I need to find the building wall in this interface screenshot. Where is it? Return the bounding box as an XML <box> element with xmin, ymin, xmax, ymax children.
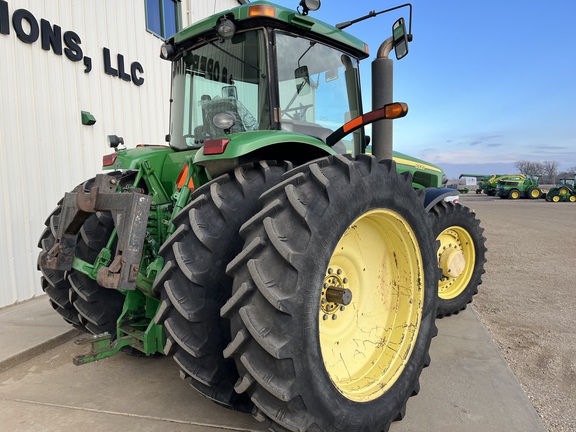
<box><xmin>0</xmin><ymin>0</ymin><xmax>238</xmax><ymax>308</ymax></box>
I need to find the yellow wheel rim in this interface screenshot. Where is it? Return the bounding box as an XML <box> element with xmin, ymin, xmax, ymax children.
<box><xmin>437</xmin><ymin>226</ymin><xmax>475</xmax><ymax>300</ymax></box>
<box><xmin>511</xmin><ymin>191</ymin><xmax>519</xmax><ymax>199</ymax></box>
<box><xmin>319</xmin><ymin>209</ymin><xmax>424</xmax><ymax>402</ymax></box>
<box><xmin>559</xmin><ymin>188</ymin><xmax>569</xmax><ymax>195</ymax></box>
<box><xmin>531</xmin><ymin>189</ymin><xmax>540</xmax><ymax>198</ymax></box>
<box><xmin>570</xmin><ymin>196</ymin><xmax>576</xmax><ymax>202</ymax></box>
<box><xmin>552</xmin><ymin>195</ymin><xmax>560</xmax><ymax>202</ymax></box>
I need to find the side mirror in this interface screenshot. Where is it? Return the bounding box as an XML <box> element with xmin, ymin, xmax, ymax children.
<box><xmin>294</xmin><ymin>65</ymin><xmax>311</xmax><ymax>95</ymax></box>
<box><xmin>392</xmin><ymin>17</ymin><xmax>409</xmax><ymax>60</ymax></box>
<box><xmin>325</xmin><ymin>68</ymin><xmax>338</xmax><ymax>82</ymax></box>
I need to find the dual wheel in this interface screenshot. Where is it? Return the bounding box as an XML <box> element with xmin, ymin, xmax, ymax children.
<box><xmin>158</xmin><ymin>155</ymin><xmax>438</xmax><ymax>431</ymax></box>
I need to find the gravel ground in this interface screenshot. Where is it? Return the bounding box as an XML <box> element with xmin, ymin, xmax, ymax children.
<box><xmin>458</xmin><ymin>194</ymin><xmax>576</xmax><ymax>432</ymax></box>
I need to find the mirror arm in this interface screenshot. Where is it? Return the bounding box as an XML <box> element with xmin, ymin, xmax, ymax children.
<box><xmin>335</xmin><ymin>3</ymin><xmax>413</xmax><ymax>38</ymax></box>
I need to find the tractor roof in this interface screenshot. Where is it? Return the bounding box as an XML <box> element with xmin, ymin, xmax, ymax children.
<box><xmin>171</xmin><ymin>1</ymin><xmax>369</xmax><ymax>60</ymax></box>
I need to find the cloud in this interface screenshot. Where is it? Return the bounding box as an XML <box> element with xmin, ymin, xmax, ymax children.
<box><xmin>466</xmin><ymin>134</ymin><xmax>504</xmax><ymax>147</ymax></box>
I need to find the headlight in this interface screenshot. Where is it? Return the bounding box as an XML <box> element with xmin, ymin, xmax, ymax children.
<box><xmin>213</xmin><ymin>112</ymin><xmax>236</xmax><ymax>132</ymax></box>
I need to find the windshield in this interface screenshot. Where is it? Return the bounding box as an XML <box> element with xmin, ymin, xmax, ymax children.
<box><xmin>275</xmin><ymin>31</ymin><xmax>363</xmax><ymax>152</ymax></box>
<box><xmin>169</xmin><ymin>30</ymin><xmax>269</xmax><ymax>150</ymax></box>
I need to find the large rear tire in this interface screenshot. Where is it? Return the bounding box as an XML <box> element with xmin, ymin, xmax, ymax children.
<box><xmin>153</xmin><ymin>161</ymin><xmax>291</xmax><ymax>412</ymax></box>
<box><xmin>38</xmin><ymin>206</ymin><xmax>85</xmax><ymax>330</ymax></box>
<box><xmin>222</xmin><ymin>155</ymin><xmax>438</xmax><ymax>431</ymax></box>
<box><xmin>431</xmin><ymin>202</ymin><xmax>487</xmax><ymax>318</ymax></box>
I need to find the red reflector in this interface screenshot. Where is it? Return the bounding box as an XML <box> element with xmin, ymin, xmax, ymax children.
<box><xmin>103</xmin><ymin>153</ymin><xmax>118</xmax><ymax>167</ymax></box>
<box><xmin>204</xmin><ymin>139</ymin><xmax>230</xmax><ymax>155</ymax></box>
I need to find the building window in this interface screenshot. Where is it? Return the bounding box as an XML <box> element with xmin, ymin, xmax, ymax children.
<box><xmin>145</xmin><ymin>0</ymin><xmax>180</xmax><ymax>39</ymax></box>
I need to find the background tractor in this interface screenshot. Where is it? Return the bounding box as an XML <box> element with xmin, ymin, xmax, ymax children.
<box><xmin>496</xmin><ymin>175</ymin><xmax>543</xmax><ymax>199</ymax></box>
<box><xmin>546</xmin><ymin>177</ymin><xmax>576</xmax><ymax>202</ymax></box>
<box><xmin>37</xmin><ymin>1</ymin><xmax>486</xmax><ymax>430</ymax></box>
<box><xmin>462</xmin><ymin>173</ymin><xmax>526</xmax><ymax>195</ymax></box>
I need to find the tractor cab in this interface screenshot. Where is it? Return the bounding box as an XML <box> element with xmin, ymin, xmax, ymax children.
<box><xmin>162</xmin><ymin>2</ymin><xmax>370</xmax><ymax>158</ymax></box>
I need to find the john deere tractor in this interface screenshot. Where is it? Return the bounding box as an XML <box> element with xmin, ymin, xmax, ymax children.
<box><xmin>496</xmin><ymin>175</ymin><xmax>543</xmax><ymax>199</ymax></box>
<box><xmin>546</xmin><ymin>177</ymin><xmax>576</xmax><ymax>202</ymax></box>
<box><xmin>463</xmin><ymin>173</ymin><xmax>526</xmax><ymax>196</ymax></box>
<box><xmin>38</xmin><ymin>1</ymin><xmax>485</xmax><ymax>430</ymax></box>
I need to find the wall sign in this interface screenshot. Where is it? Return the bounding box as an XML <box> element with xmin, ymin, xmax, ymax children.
<box><xmin>0</xmin><ymin>0</ymin><xmax>144</xmax><ymax>86</ymax></box>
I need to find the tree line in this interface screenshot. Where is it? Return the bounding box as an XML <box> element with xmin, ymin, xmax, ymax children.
<box><xmin>514</xmin><ymin>160</ymin><xmax>576</xmax><ymax>184</ymax></box>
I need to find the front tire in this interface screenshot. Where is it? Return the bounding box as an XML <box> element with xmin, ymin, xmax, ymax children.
<box><xmin>222</xmin><ymin>155</ymin><xmax>438</xmax><ymax>431</ymax></box>
<box><xmin>527</xmin><ymin>187</ymin><xmax>541</xmax><ymax>199</ymax></box>
<box><xmin>430</xmin><ymin>202</ymin><xmax>487</xmax><ymax>318</ymax></box>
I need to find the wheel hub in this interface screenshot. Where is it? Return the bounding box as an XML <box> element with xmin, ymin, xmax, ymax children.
<box><xmin>321</xmin><ymin>268</ymin><xmax>352</xmax><ymax>319</ymax></box>
<box><xmin>439</xmin><ymin>246</ymin><xmax>466</xmax><ymax>278</ymax></box>
<box><xmin>437</xmin><ymin>226</ymin><xmax>475</xmax><ymax>300</ymax></box>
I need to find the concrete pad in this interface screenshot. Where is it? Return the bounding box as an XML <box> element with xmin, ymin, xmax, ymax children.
<box><xmin>392</xmin><ymin>308</ymin><xmax>546</xmax><ymax>431</ymax></box>
<box><xmin>0</xmin><ymin>298</ymin><xmax>547</xmax><ymax>431</ymax></box>
<box><xmin>0</xmin><ymin>338</ymin><xmax>266</xmax><ymax>432</ymax></box>
<box><xmin>0</xmin><ymin>296</ymin><xmax>78</xmax><ymax>373</ymax></box>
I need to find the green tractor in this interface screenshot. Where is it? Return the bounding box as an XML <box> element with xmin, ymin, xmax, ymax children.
<box><xmin>463</xmin><ymin>173</ymin><xmax>526</xmax><ymax>196</ymax></box>
<box><xmin>546</xmin><ymin>177</ymin><xmax>576</xmax><ymax>202</ymax></box>
<box><xmin>37</xmin><ymin>1</ymin><xmax>486</xmax><ymax>430</ymax></box>
<box><xmin>496</xmin><ymin>175</ymin><xmax>543</xmax><ymax>199</ymax></box>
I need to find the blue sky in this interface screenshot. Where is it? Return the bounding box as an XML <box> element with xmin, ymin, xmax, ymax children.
<box><xmin>270</xmin><ymin>0</ymin><xmax>576</xmax><ymax>177</ymax></box>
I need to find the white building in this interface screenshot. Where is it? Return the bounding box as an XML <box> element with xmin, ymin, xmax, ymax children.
<box><xmin>0</xmin><ymin>0</ymin><xmax>240</xmax><ymax>307</ymax></box>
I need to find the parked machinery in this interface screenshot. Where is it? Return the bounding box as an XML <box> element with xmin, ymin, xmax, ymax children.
<box><xmin>496</xmin><ymin>175</ymin><xmax>543</xmax><ymax>199</ymax></box>
<box><xmin>546</xmin><ymin>178</ymin><xmax>576</xmax><ymax>202</ymax></box>
<box><xmin>37</xmin><ymin>2</ymin><xmax>486</xmax><ymax>430</ymax></box>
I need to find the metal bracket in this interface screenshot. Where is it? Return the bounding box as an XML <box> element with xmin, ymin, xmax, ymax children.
<box><xmin>38</xmin><ymin>174</ymin><xmax>151</xmax><ymax>290</ymax></box>
<box><xmin>72</xmin><ymin>333</ymin><xmax>134</xmax><ymax>365</ymax></box>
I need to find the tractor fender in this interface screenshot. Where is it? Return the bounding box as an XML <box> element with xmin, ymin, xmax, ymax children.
<box><xmin>423</xmin><ymin>188</ymin><xmax>459</xmax><ymax>212</ymax></box>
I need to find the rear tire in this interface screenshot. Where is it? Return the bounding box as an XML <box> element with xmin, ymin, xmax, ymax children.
<box><xmin>38</xmin><ymin>207</ymin><xmax>85</xmax><ymax>330</ymax></box>
<box><xmin>430</xmin><ymin>202</ymin><xmax>487</xmax><ymax>318</ymax></box>
<box><xmin>68</xmin><ymin>211</ymin><xmax>125</xmax><ymax>335</ymax></box>
<box><xmin>222</xmin><ymin>155</ymin><xmax>438</xmax><ymax>431</ymax></box>
<box><xmin>154</xmin><ymin>161</ymin><xmax>291</xmax><ymax>412</ymax></box>
<box><xmin>509</xmin><ymin>189</ymin><xmax>520</xmax><ymax>200</ymax></box>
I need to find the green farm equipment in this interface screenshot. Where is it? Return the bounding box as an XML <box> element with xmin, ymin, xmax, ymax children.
<box><xmin>462</xmin><ymin>173</ymin><xmax>525</xmax><ymax>196</ymax></box>
<box><xmin>37</xmin><ymin>1</ymin><xmax>486</xmax><ymax>430</ymax></box>
<box><xmin>496</xmin><ymin>175</ymin><xmax>543</xmax><ymax>199</ymax></box>
<box><xmin>546</xmin><ymin>178</ymin><xmax>576</xmax><ymax>202</ymax></box>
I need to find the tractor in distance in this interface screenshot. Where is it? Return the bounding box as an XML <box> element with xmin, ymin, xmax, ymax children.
<box><xmin>546</xmin><ymin>177</ymin><xmax>576</xmax><ymax>202</ymax></box>
<box><xmin>496</xmin><ymin>175</ymin><xmax>543</xmax><ymax>199</ymax></box>
<box><xmin>462</xmin><ymin>173</ymin><xmax>526</xmax><ymax>195</ymax></box>
<box><xmin>37</xmin><ymin>1</ymin><xmax>486</xmax><ymax>430</ymax></box>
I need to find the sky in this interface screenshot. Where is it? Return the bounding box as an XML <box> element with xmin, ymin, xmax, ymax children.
<box><xmin>268</xmin><ymin>0</ymin><xmax>576</xmax><ymax>178</ymax></box>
